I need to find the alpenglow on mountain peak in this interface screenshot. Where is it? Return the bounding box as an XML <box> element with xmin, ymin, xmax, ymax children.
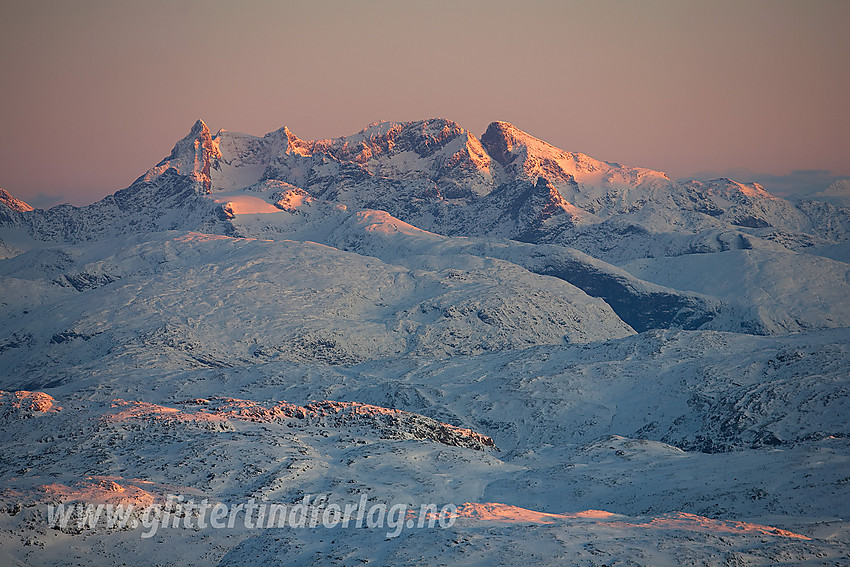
<box><xmin>3</xmin><ymin>115</ymin><xmax>847</xmax><ymax>274</ymax></box>
<box><xmin>154</xmin><ymin>116</ymin><xmax>673</xmax><ymax>198</ymax></box>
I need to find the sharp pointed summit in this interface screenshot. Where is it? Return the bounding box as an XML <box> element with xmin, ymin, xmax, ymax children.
<box><xmin>480</xmin><ymin>121</ymin><xmax>521</xmax><ymax>167</ymax></box>
<box><xmin>190</xmin><ymin>118</ymin><xmax>210</xmax><ymax>136</ymax></box>
<box><xmin>140</xmin><ymin>119</ymin><xmax>221</xmax><ymax>193</ymax></box>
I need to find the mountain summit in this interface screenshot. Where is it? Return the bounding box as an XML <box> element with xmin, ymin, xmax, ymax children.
<box><xmin>140</xmin><ymin>119</ymin><xmax>221</xmax><ymax>194</ymax></box>
<box><xmin>2</xmin><ymin>117</ymin><xmax>848</xmax><ymax>258</ymax></box>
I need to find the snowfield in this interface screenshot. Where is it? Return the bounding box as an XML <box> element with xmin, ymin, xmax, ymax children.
<box><xmin>1</xmin><ymin>118</ymin><xmax>849</xmax><ymax>566</ymax></box>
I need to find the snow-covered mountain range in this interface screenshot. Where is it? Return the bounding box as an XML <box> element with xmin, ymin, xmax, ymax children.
<box><xmin>1</xmin><ymin>119</ymin><xmax>848</xmax><ymax>565</ymax></box>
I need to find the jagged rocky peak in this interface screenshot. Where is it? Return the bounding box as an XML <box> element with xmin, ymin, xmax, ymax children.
<box><xmin>337</xmin><ymin>118</ymin><xmax>497</xmax><ymax>195</ymax></box>
<box><xmin>481</xmin><ymin>120</ymin><xmax>670</xmax><ymax>189</ymax></box>
<box><xmin>480</xmin><ymin>121</ymin><xmax>528</xmax><ymax>166</ymax></box>
<box><xmin>481</xmin><ymin>120</ymin><xmax>572</xmax><ymax>167</ymax></box>
<box><xmin>278</xmin><ymin>125</ymin><xmax>313</xmax><ymax>156</ymax></box>
<box><xmin>326</xmin><ymin>118</ymin><xmax>475</xmax><ymax>162</ymax></box>
<box><xmin>213</xmin><ymin>118</ymin><xmax>490</xmax><ymax>171</ymax></box>
<box><xmin>189</xmin><ymin>118</ymin><xmax>209</xmax><ymax>136</ymax></box>
<box><xmin>0</xmin><ymin>188</ymin><xmax>34</xmax><ymax>212</ymax></box>
<box><xmin>229</xmin><ymin>118</ymin><xmax>500</xmax><ymax>198</ymax></box>
<box><xmin>172</xmin><ymin>119</ymin><xmax>218</xmax><ymax>162</ymax></box>
<box><xmin>481</xmin><ymin>120</ymin><xmax>587</xmax><ymax>182</ymax></box>
<box><xmin>140</xmin><ymin>119</ymin><xmax>222</xmax><ymax>193</ymax></box>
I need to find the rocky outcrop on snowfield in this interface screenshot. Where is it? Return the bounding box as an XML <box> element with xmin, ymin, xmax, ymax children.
<box><xmin>0</xmin><ymin>390</ymin><xmax>59</xmax><ymax>417</ymax></box>
<box><xmin>164</xmin><ymin>397</ymin><xmax>497</xmax><ymax>450</ymax></box>
<box><xmin>218</xmin><ymin>505</ymin><xmax>831</xmax><ymax>567</ymax></box>
<box><xmin>0</xmin><ymin>389</ymin><xmax>499</xmax><ymax>508</ymax></box>
<box><xmin>103</xmin><ymin>396</ymin><xmax>496</xmax><ymax>450</ymax></box>
<box><xmin>1</xmin><ymin>328</ymin><xmax>849</xmax><ymax>564</ymax></box>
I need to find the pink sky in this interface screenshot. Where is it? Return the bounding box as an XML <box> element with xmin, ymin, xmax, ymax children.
<box><xmin>1</xmin><ymin>0</ymin><xmax>848</xmax><ymax>207</ymax></box>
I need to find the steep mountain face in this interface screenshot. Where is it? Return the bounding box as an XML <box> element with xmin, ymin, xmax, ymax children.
<box><xmin>0</xmin><ymin>173</ymin><xmax>227</xmax><ymax>245</ymax></box>
<box><xmin>214</xmin><ymin>119</ymin><xmax>499</xmax><ymax>199</ymax></box>
<box><xmin>142</xmin><ymin>119</ymin><xmax>222</xmax><ymax>194</ymax></box>
<box><xmin>210</xmin><ymin>118</ymin><xmax>842</xmax><ymax>257</ymax></box>
<box><xmin>479</xmin><ymin>120</ymin><xmax>670</xmax><ymax>212</ymax></box>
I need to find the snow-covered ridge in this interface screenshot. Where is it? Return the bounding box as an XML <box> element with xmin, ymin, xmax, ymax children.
<box><xmin>152</xmin><ymin>119</ymin><xmax>850</xmax><ymax>258</ymax></box>
<box><xmin>480</xmin><ymin>120</ymin><xmax>670</xmax><ymax>187</ymax></box>
<box><xmin>2</xmin><ymin>117</ymin><xmax>848</xmax><ymax>260</ymax></box>
<box><xmin>108</xmin><ymin>396</ymin><xmax>496</xmax><ymax>450</ymax></box>
<box><xmin>0</xmin><ymin>231</ymin><xmax>635</xmax><ymax>387</ymax></box>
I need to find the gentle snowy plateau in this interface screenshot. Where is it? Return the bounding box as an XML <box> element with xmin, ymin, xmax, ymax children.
<box><xmin>1</xmin><ymin>118</ymin><xmax>849</xmax><ymax>565</ymax></box>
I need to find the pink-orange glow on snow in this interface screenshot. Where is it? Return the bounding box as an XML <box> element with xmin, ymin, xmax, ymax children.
<box><xmin>451</xmin><ymin>502</ymin><xmax>598</xmax><ymax>523</ymax></box>
<box><xmin>355</xmin><ymin>210</ymin><xmax>433</xmax><ymax>237</ymax></box>
<box><xmin>208</xmin><ymin>194</ymin><xmax>281</xmax><ymax>214</ymax></box>
<box><xmin>452</xmin><ymin>503</ymin><xmax>810</xmax><ymax>540</ymax></box>
<box><xmin>612</xmin><ymin>511</ymin><xmax>811</xmax><ymax>540</ymax></box>
<box><xmin>38</xmin><ymin>477</ymin><xmax>160</xmax><ymax>507</ymax></box>
<box><xmin>273</xmin><ymin>189</ymin><xmax>313</xmax><ymax>210</ymax></box>
<box><xmin>0</xmin><ymin>475</ymin><xmax>205</xmax><ymax>507</ymax></box>
<box><xmin>0</xmin><ymin>390</ymin><xmax>60</xmax><ymax>413</ymax></box>
<box><xmin>102</xmin><ymin>397</ymin><xmax>495</xmax><ymax>447</ymax></box>
<box><xmin>105</xmin><ymin>399</ymin><xmax>228</xmax><ymax>424</ymax></box>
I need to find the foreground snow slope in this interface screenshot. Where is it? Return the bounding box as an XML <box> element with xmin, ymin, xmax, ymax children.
<box><xmin>1</xmin><ymin>329</ymin><xmax>849</xmax><ymax>565</ymax></box>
